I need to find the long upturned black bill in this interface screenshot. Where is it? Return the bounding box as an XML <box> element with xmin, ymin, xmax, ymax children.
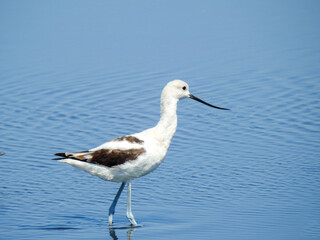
<box><xmin>189</xmin><ymin>94</ymin><xmax>229</xmax><ymax>110</ymax></box>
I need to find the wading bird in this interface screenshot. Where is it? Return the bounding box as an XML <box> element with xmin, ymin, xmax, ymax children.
<box><xmin>54</xmin><ymin>80</ymin><xmax>229</xmax><ymax>227</ymax></box>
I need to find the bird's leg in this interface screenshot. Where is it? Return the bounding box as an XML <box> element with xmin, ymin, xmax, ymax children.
<box><xmin>109</xmin><ymin>182</ymin><xmax>126</xmax><ymax>226</ymax></box>
<box><xmin>126</xmin><ymin>181</ymin><xmax>138</xmax><ymax>226</ymax></box>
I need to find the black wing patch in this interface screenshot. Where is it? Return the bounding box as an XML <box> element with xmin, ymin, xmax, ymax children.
<box><xmin>113</xmin><ymin>135</ymin><xmax>144</xmax><ymax>144</ymax></box>
<box><xmin>54</xmin><ymin>148</ymin><xmax>146</xmax><ymax>168</ymax></box>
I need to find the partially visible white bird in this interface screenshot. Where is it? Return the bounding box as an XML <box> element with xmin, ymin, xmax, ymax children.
<box><xmin>54</xmin><ymin>80</ymin><xmax>229</xmax><ymax>227</ymax></box>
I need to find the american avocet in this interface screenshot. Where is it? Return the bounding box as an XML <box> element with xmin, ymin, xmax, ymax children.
<box><xmin>54</xmin><ymin>80</ymin><xmax>229</xmax><ymax>227</ymax></box>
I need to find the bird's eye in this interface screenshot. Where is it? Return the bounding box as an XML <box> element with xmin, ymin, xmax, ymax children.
<box><xmin>182</xmin><ymin>86</ymin><xmax>186</xmax><ymax>90</ymax></box>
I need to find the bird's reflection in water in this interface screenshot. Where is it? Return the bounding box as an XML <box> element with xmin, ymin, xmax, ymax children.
<box><xmin>109</xmin><ymin>227</ymin><xmax>135</xmax><ymax>240</ymax></box>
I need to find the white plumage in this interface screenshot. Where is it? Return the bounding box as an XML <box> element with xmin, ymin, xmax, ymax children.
<box><xmin>54</xmin><ymin>79</ymin><xmax>229</xmax><ymax>227</ymax></box>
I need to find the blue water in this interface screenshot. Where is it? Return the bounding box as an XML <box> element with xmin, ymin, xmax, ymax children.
<box><xmin>1</xmin><ymin>1</ymin><xmax>320</xmax><ymax>239</ymax></box>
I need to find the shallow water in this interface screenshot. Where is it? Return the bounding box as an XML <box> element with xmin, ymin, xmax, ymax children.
<box><xmin>1</xmin><ymin>1</ymin><xmax>320</xmax><ymax>239</ymax></box>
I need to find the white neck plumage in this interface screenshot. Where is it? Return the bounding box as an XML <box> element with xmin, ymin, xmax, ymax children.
<box><xmin>154</xmin><ymin>92</ymin><xmax>179</xmax><ymax>149</ymax></box>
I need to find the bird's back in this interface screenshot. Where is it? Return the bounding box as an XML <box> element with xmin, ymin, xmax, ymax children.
<box><xmin>55</xmin><ymin>128</ymin><xmax>168</xmax><ymax>182</ymax></box>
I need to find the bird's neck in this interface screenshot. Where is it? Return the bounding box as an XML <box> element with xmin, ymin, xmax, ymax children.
<box><xmin>154</xmin><ymin>95</ymin><xmax>178</xmax><ymax>149</ymax></box>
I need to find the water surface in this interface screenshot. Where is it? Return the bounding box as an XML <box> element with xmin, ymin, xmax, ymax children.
<box><xmin>0</xmin><ymin>1</ymin><xmax>320</xmax><ymax>239</ymax></box>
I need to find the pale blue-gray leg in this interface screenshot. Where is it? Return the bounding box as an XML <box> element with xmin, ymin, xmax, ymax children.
<box><xmin>109</xmin><ymin>182</ymin><xmax>126</xmax><ymax>226</ymax></box>
<box><xmin>126</xmin><ymin>181</ymin><xmax>138</xmax><ymax>226</ymax></box>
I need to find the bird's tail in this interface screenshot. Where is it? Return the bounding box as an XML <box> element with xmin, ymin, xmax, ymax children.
<box><xmin>53</xmin><ymin>151</ymin><xmax>91</xmax><ymax>161</ymax></box>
